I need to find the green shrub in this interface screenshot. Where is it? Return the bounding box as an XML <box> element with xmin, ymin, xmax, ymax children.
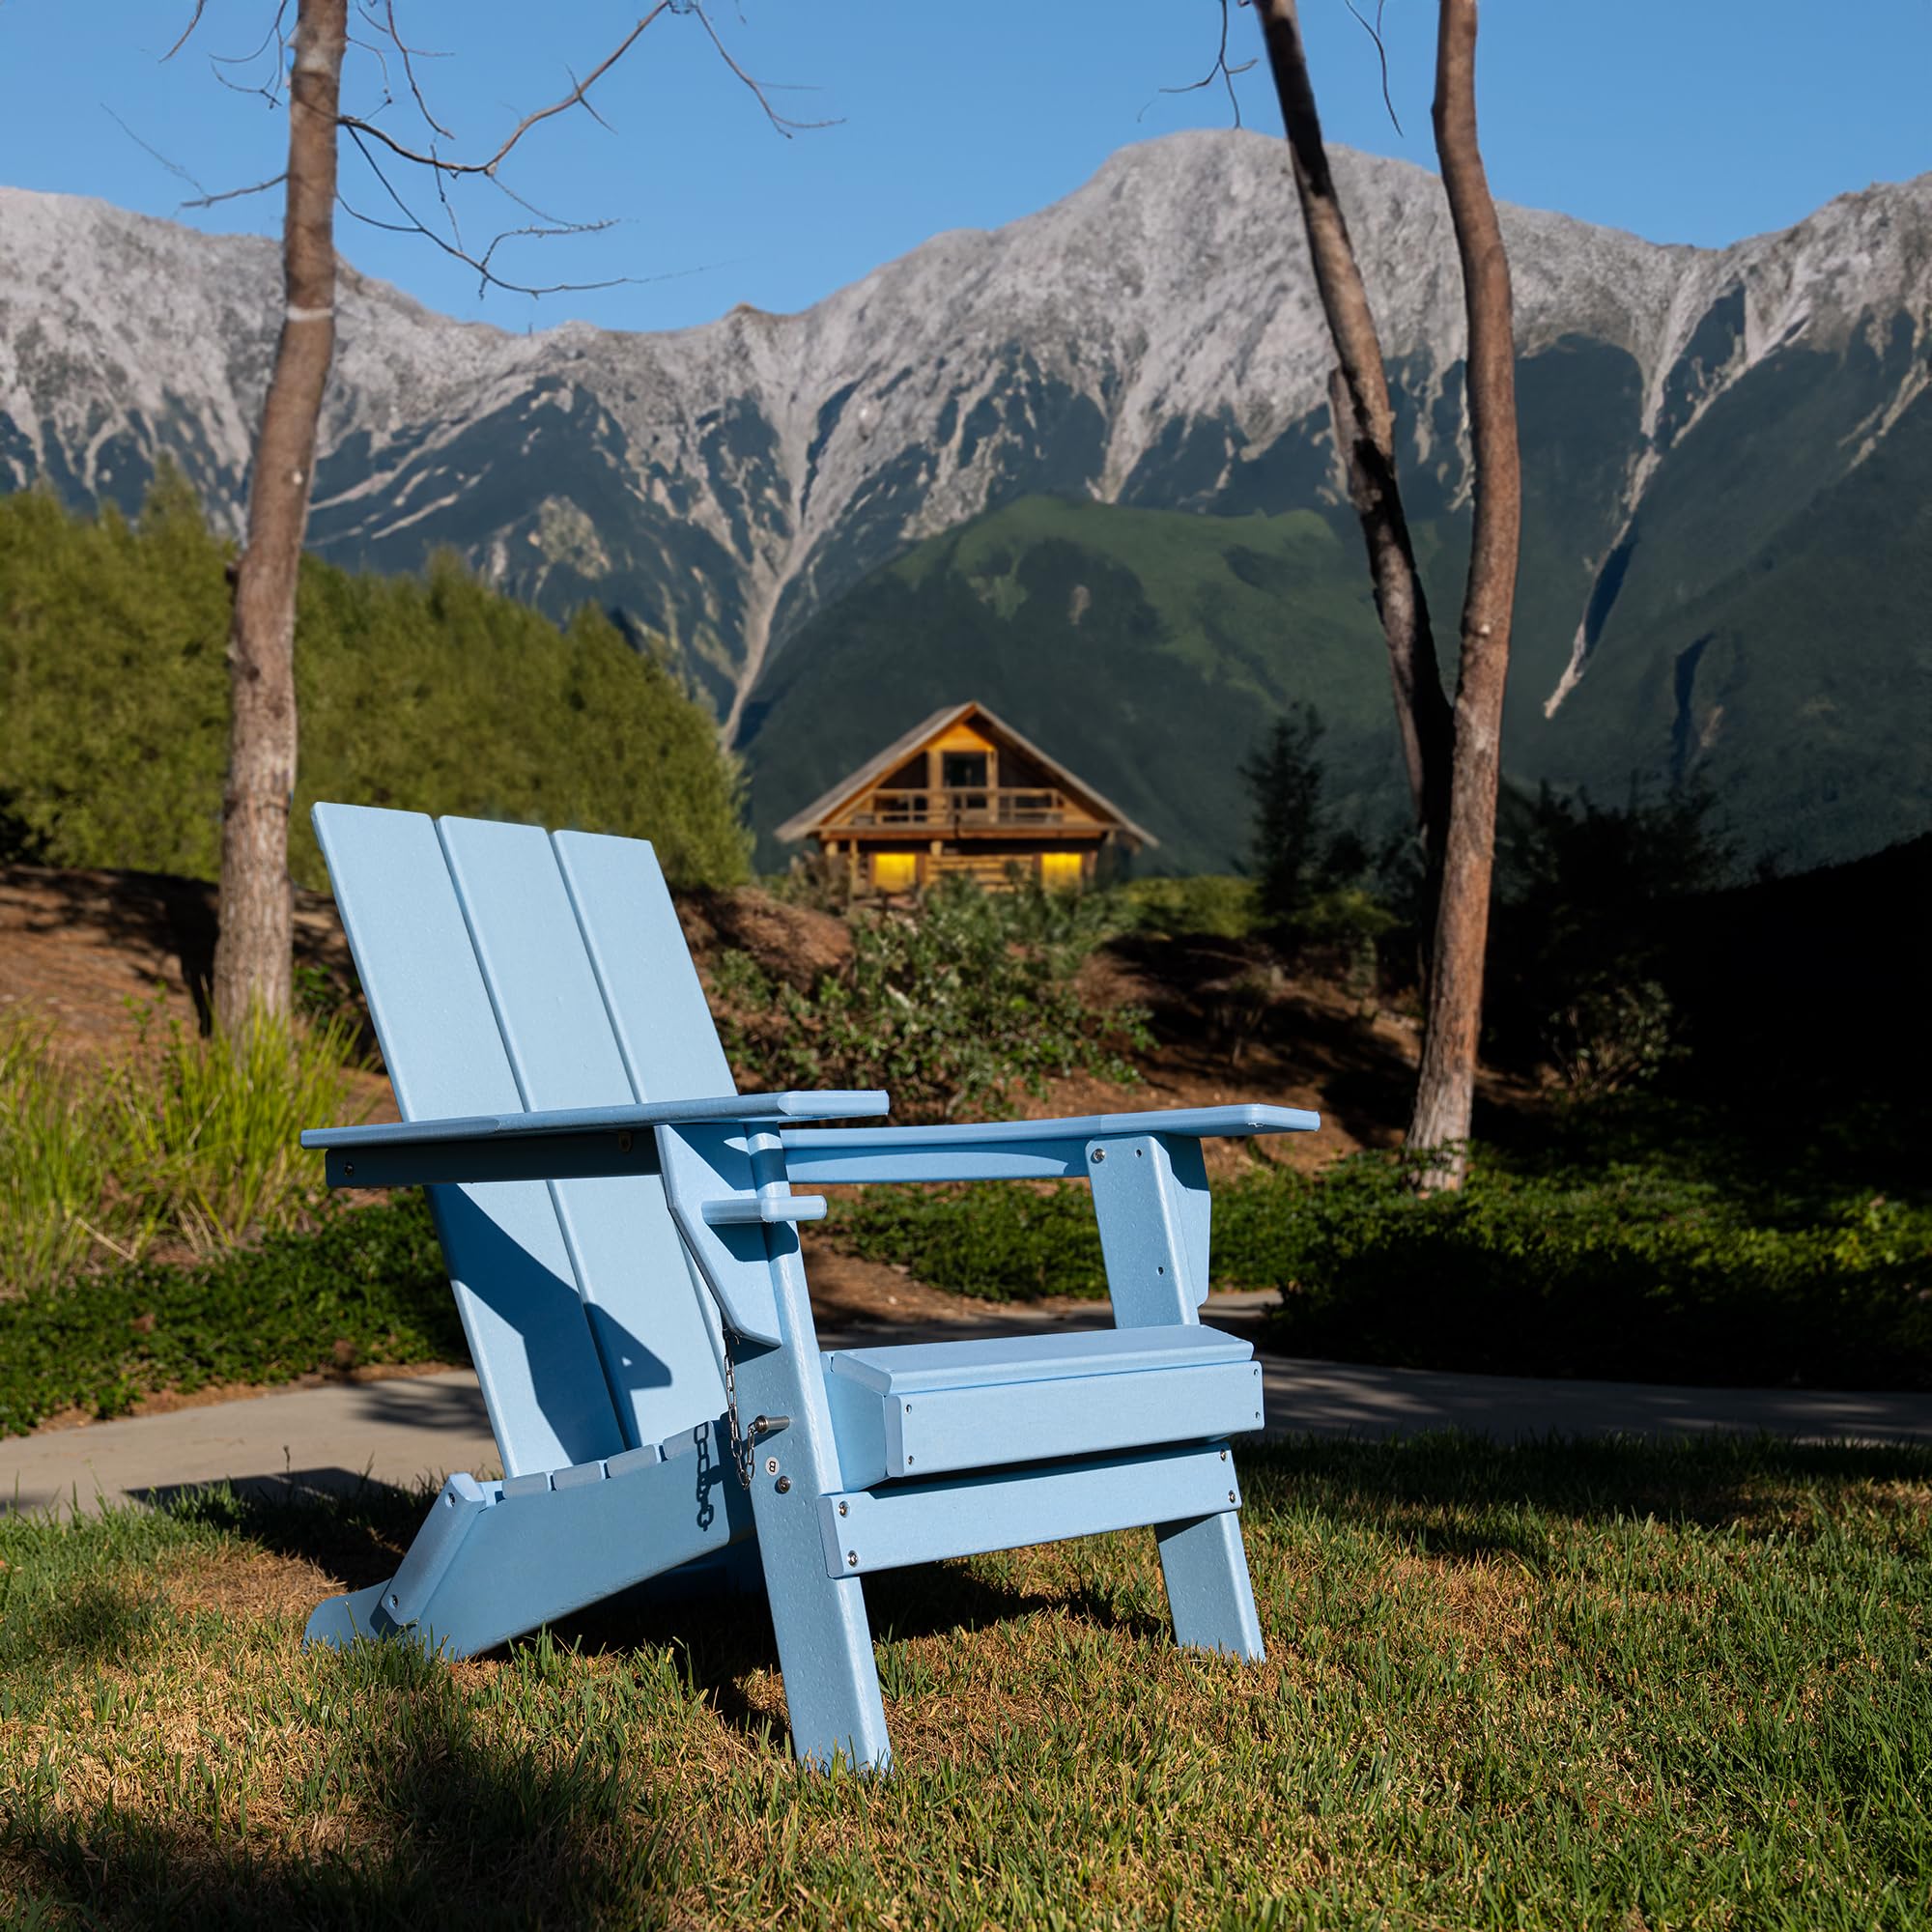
<box><xmin>720</xmin><ymin>878</ymin><xmax>1151</xmax><ymax>1122</ymax></box>
<box><xmin>1110</xmin><ymin>875</ymin><xmax>1259</xmax><ymax>940</ymax></box>
<box><xmin>0</xmin><ymin>475</ymin><xmax>750</xmax><ymax>890</ymax></box>
<box><xmin>0</xmin><ymin>998</ymin><xmax>368</xmax><ymax>1292</ymax></box>
<box><xmin>827</xmin><ymin>1149</ymin><xmax>1932</xmax><ymax>1389</ymax></box>
<box><xmin>0</xmin><ymin>1196</ymin><xmax>459</xmax><ymax>1435</ymax></box>
<box><xmin>827</xmin><ymin>1182</ymin><xmax>1112</xmax><ymax>1300</ymax></box>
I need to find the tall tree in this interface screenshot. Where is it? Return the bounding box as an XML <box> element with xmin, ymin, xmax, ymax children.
<box><xmin>1406</xmin><ymin>0</ymin><xmax>1521</xmax><ymax>1168</ymax></box>
<box><xmin>1255</xmin><ymin>0</ymin><xmax>1520</xmax><ymax>1186</ymax></box>
<box><xmin>169</xmin><ymin>2</ymin><xmax>802</xmax><ymax>1034</ymax></box>
<box><xmin>210</xmin><ymin>0</ymin><xmax>345</xmax><ymax>1037</ymax></box>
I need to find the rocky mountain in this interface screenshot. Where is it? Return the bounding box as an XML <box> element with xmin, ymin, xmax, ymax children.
<box><xmin>2</xmin><ymin>130</ymin><xmax>1927</xmax><ymax>869</ymax></box>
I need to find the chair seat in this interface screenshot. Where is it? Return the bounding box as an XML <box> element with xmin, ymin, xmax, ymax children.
<box><xmin>822</xmin><ymin>1325</ymin><xmax>1264</xmax><ymax>1488</ymax></box>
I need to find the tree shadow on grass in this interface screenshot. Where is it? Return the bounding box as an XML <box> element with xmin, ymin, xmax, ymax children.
<box><xmin>6</xmin><ymin>1637</ymin><xmax>692</xmax><ymax>1931</ymax></box>
<box><xmin>145</xmin><ymin>1468</ymin><xmax>425</xmax><ymax>1592</ymax></box>
<box><xmin>0</xmin><ymin>1574</ymin><xmax>163</xmax><ymax>1684</ymax></box>
<box><xmin>1246</xmin><ymin>1431</ymin><xmax>1932</xmax><ymax>1567</ymax></box>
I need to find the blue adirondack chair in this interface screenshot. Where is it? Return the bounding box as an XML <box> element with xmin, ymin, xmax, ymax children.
<box><xmin>298</xmin><ymin>804</ymin><xmax>1317</xmax><ymax>1771</ymax></box>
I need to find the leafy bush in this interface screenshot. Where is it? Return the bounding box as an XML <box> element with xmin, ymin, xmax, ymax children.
<box><xmin>1487</xmin><ymin>783</ymin><xmax>1730</xmax><ymax>1088</ymax></box>
<box><xmin>0</xmin><ymin>1195</ymin><xmax>459</xmax><ymax>1435</ymax></box>
<box><xmin>827</xmin><ymin>1182</ymin><xmax>1113</xmax><ymax>1300</ymax></box>
<box><xmin>1109</xmin><ymin>875</ymin><xmax>1259</xmax><ymax>940</ymax></box>
<box><xmin>0</xmin><ymin>473</ymin><xmax>750</xmax><ymax>890</ymax></box>
<box><xmin>1539</xmin><ymin>974</ymin><xmax>1683</xmax><ymax>1097</ymax></box>
<box><xmin>0</xmin><ymin>1000</ymin><xmax>367</xmax><ymax>1291</ymax></box>
<box><xmin>828</xmin><ymin>1146</ymin><xmax>1932</xmax><ymax>1389</ymax></box>
<box><xmin>718</xmin><ymin>878</ymin><xmax>1151</xmax><ymax>1122</ymax></box>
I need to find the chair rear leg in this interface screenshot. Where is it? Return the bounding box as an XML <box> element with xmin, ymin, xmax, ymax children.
<box><xmin>1155</xmin><ymin>1502</ymin><xmax>1264</xmax><ymax>1662</ymax></box>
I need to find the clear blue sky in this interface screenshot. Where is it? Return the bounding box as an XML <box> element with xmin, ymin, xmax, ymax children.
<box><xmin>3</xmin><ymin>1</ymin><xmax>1928</xmax><ymax>335</ymax></box>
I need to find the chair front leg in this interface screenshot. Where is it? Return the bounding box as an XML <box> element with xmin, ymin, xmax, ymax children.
<box><xmin>730</xmin><ymin>1317</ymin><xmax>894</xmax><ymax>1772</ymax></box>
<box><xmin>729</xmin><ymin>1131</ymin><xmax>893</xmax><ymax>1773</ymax></box>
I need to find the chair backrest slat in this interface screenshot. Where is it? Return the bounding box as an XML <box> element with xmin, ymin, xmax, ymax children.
<box><xmin>553</xmin><ymin>830</ymin><xmax>736</xmax><ymax>1103</ymax></box>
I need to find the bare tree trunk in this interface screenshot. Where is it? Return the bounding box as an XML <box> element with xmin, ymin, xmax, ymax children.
<box><xmin>1406</xmin><ymin>0</ymin><xmax>1521</xmax><ymax>1184</ymax></box>
<box><xmin>211</xmin><ymin>0</ymin><xmax>346</xmax><ymax>1037</ymax></box>
<box><xmin>1255</xmin><ymin>0</ymin><xmax>1454</xmax><ymax>864</ymax></box>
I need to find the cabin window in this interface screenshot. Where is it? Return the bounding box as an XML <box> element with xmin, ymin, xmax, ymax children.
<box><xmin>941</xmin><ymin>752</ymin><xmax>987</xmax><ymax>789</ymax></box>
<box><xmin>1039</xmin><ymin>852</ymin><xmax>1084</xmax><ymax>891</ymax></box>
<box><xmin>871</xmin><ymin>852</ymin><xmax>918</xmax><ymax>892</ymax></box>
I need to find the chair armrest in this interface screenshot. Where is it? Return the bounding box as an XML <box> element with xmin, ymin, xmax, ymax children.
<box><xmin>779</xmin><ymin>1102</ymin><xmax>1319</xmax><ymax>1185</ymax></box>
<box><xmin>301</xmin><ymin>1091</ymin><xmax>889</xmax><ymax>1189</ymax></box>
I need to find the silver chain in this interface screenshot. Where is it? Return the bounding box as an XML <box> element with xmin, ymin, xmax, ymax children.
<box><xmin>721</xmin><ymin>1331</ymin><xmax>755</xmax><ymax>1489</ymax></box>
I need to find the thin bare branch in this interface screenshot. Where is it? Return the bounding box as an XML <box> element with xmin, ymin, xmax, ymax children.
<box><xmin>348</xmin><ymin>30</ymin><xmax>399</xmax><ymax>108</ymax></box>
<box><xmin>688</xmin><ymin>3</ymin><xmax>839</xmax><ymax>136</ymax></box>
<box><xmin>1144</xmin><ymin>0</ymin><xmax>1258</xmax><ymax>128</ymax></box>
<box><xmin>208</xmin><ymin>0</ymin><xmax>295</xmax><ymax>75</ymax></box>
<box><xmin>384</xmin><ymin>0</ymin><xmax>455</xmax><ymax>137</ymax></box>
<box><xmin>205</xmin><ymin>2</ymin><xmax>295</xmax><ymax>108</ymax></box>
<box><xmin>482</xmin><ymin>170</ymin><xmax>579</xmax><ymax>232</ymax></box>
<box><xmin>340</xmin><ymin>127</ymin><xmax>635</xmax><ymax>298</ymax></box>
<box><xmin>1343</xmin><ymin>0</ymin><xmax>1404</xmax><ymax>136</ymax></box>
<box><xmin>101</xmin><ymin>105</ymin><xmax>218</xmax><ymax>202</ymax></box>
<box><xmin>182</xmin><ymin>171</ymin><xmax>290</xmax><ymax>211</ymax></box>
<box><xmin>161</xmin><ymin>1</ymin><xmax>208</xmax><ymax>63</ymax></box>
<box><xmin>566</xmin><ymin>67</ymin><xmax>617</xmax><ymax>136</ymax></box>
<box><xmin>338</xmin><ymin>5</ymin><xmax>672</xmax><ymax>177</ymax></box>
<box><xmin>208</xmin><ymin>64</ymin><xmax>286</xmax><ymax>106</ymax></box>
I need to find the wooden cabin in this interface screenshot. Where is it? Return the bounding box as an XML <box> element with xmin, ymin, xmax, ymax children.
<box><xmin>775</xmin><ymin>701</ymin><xmax>1156</xmax><ymax>895</ymax></box>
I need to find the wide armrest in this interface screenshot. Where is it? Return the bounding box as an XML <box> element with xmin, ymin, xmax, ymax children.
<box><xmin>301</xmin><ymin>1091</ymin><xmax>889</xmax><ymax>1188</ymax></box>
<box><xmin>780</xmin><ymin>1102</ymin><xmax>1319</xmax><ymax>1185</ymax></box>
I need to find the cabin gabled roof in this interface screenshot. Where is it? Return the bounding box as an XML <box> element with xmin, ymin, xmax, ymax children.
<box><xmin>773</xmin><ymin>700</ymin><xmax>1159</xmax><ymax>848</ymax></box>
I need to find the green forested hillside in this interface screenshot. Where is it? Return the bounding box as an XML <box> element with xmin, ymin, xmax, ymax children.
<box><xmin>743</xmin><ymin>369</ymin><xmax>1932</xmax><ymax>875</ymax></box>
<box><xmin>742</xmin><ymin>497</ymin><xmax>1409</xmax><ymax>875</ymax></box>
<box><xmin>0</xmin><ymin>476</ymin><xmax>749</xmax><ymax>888</ymax></box>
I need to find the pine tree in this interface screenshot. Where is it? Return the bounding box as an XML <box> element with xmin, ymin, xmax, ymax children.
<box><xmin>1242</xmin><ymin>703</ymin><xmax>1327</xmax><ymax>934</ymax></box>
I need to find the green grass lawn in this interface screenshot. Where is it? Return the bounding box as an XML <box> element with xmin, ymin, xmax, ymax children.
<box><xmin>4</xmin><ymin>1435</ymin><xmax>1927</xmax><ymax>1928</ymax></box>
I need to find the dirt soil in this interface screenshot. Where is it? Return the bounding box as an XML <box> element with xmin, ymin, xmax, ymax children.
<box><xmin>0</xmin><ymin>865</ymin><xmax>1475</xmax><ymax>1429</ymax></box>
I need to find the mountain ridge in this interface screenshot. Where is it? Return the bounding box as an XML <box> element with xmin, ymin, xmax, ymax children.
<box><xmin>3</xmin><ymin>130</ymin><xmax>1928</xmax><ymax>868</ymax></box>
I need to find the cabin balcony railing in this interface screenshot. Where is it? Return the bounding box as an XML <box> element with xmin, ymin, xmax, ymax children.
<box><xmin>837</xmin><ymin>787</ymin><xmax>1081</xmax><ymax>830</ymax></box>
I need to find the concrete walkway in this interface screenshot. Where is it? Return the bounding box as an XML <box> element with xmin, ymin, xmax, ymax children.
<box><xmin>6</xmin><ymin>1297</ymin><xmax>1929</xmax><ymax>1516</ymax></box>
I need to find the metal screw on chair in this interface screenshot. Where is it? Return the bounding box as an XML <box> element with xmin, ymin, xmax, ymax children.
<box><xmin>838</xmin><ymin>1500</ymin><xmax>849</xmax><ymax>1516</ymax></box>
<box><xmin>846</xmin><ymin>1550</ymin><xmax>859</xmax><ymax>1568</ymax></box>
<box><xmin>344</xmin><ymin>1162</ymin><xmax>355</xmax><ymax>1177</ymax></box>
<box><xmin>1091</xmin><ymin>1149</ymin><xmax>1105</xmax><ymax>1163</ymax></box>
<box><xmin>1228</xmin><ymin>1491</ymin><xmax>1236</xmax><ymax>1504</ymax></box>
<box><xmin>775</xmin><ymin>1476</ymin><xmax>791</xmax><ymax>1494</ymax></box>
<box><xmin>1220</xmin><ymin>1449</ymin><xmax>1228</xmax><ymax>1460</ymax></box>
